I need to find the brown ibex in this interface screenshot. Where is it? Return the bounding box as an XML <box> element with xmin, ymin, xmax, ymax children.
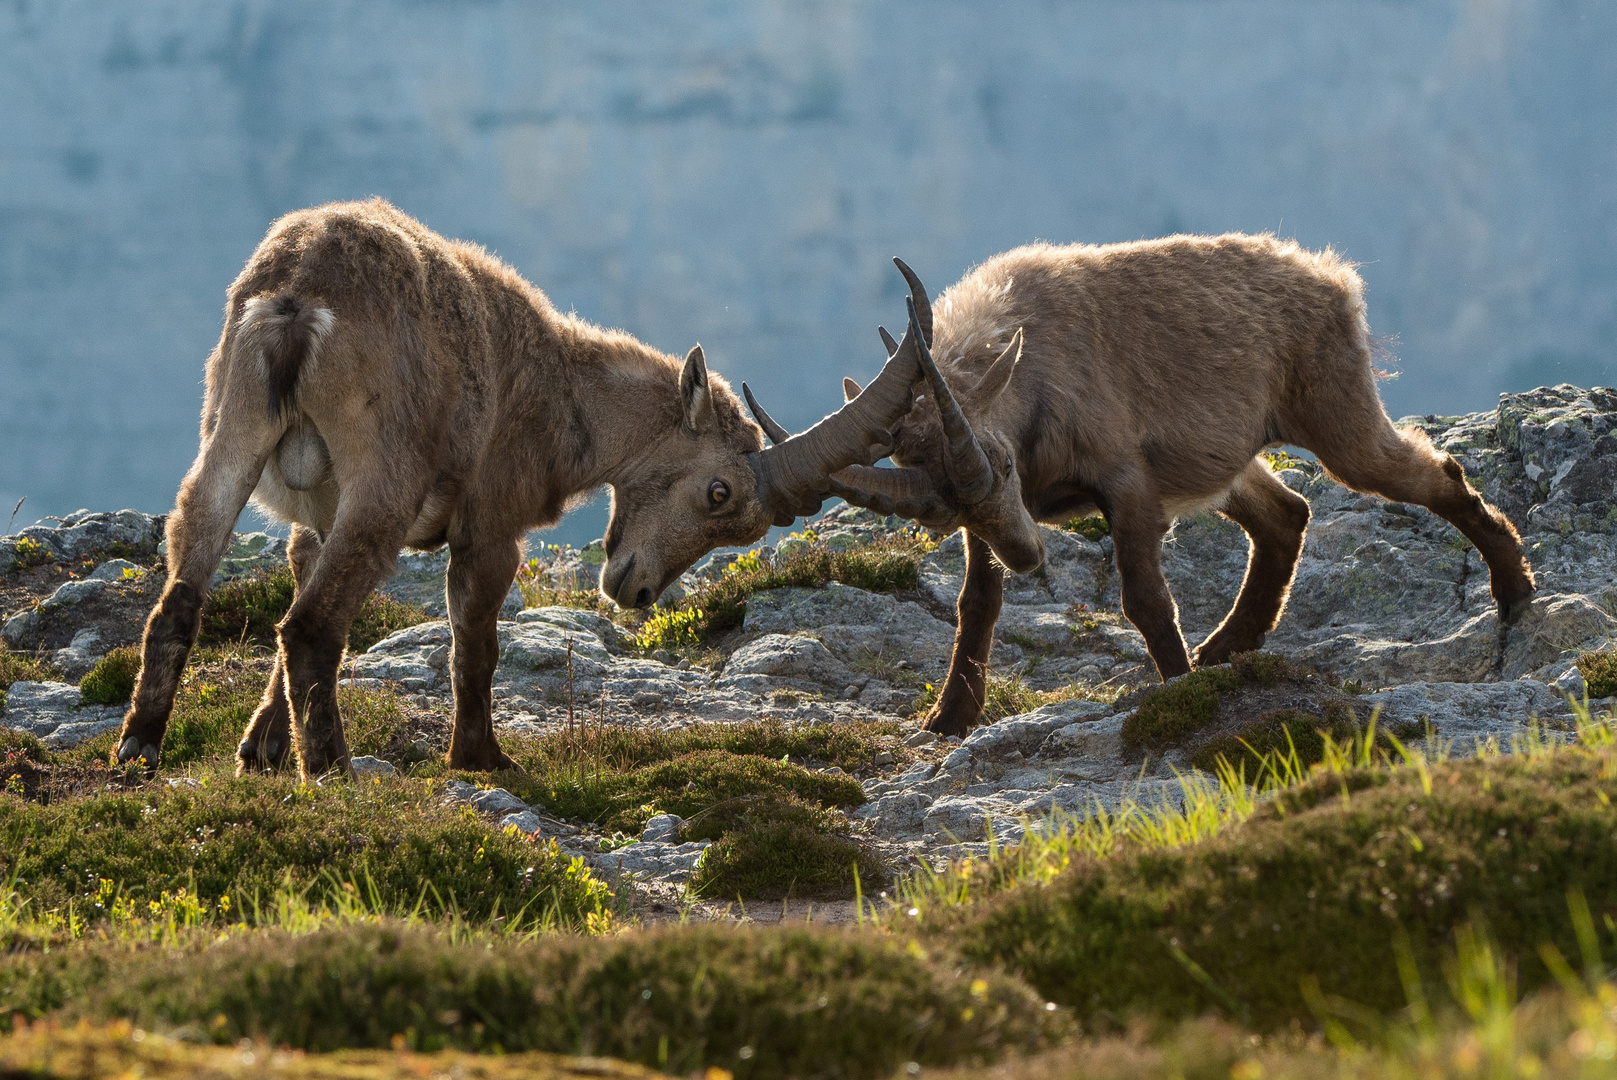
<box><xmin>751</xmin><ymin>236</ymin><xmax>1536</xmax><ymax>736</ymax></box>
<box><xmin>117</xmin><ymin>199</ymin><xmax>921</xmax><ymax>776</ymax></box>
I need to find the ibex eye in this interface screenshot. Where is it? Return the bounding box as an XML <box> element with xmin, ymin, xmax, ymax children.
<box><xmin>708</xmin><ymin>480</ymin><xmax>730</xmax><ymax>507</ymax></box>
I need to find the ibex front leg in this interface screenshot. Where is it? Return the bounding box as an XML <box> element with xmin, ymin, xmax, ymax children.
<box><xmin>445</xmin><ymin>534</ymin><xmax>523</xmax><ymax>772</ymax></box>
<box><xmin>922</xmin><ymin>531</ymin><xmax>1004</xmax><ymax>738</ymax></box>
<box><xmin>1195</xmin><ymin>459</ymin><xmax>1310</xmax><ymax>667</ymax></box>
<box><xmin>1104</xmin><ymin>468</ymin><xmax>1192</xmax><ymax>681</ymax></box>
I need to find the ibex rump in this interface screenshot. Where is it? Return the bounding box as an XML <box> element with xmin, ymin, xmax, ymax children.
<box><xmin>787</xmin><ymin>235</ymin><xmax>1535</xmax><ymax>736</ymax></box>
<box><xmin>119</xmin><ymin>199</ymin><xmax>919</xmax><ymax>776</ymax></box>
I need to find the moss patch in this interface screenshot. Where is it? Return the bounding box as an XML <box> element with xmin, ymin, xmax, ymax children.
<box><xmin>1188</xmin><ymin>704</ymin><xmax>1421</xmax><ymax>775</ymax></box>
<box><xmin>635</xmin><ymin>532</ymin><xmax>936</xmax><ymax>650</ymax></box>
<box><xmin>935</xmin><ymin>747</ymin><xmax>1617</xmax><ymax>1029</ymax></box>
<box><xmin>1062</xmin><ymin>516</ymin><xmax>1110</xmax><ymax>541</ymax></box>
<box><xmin>684</xmin><ymin>794</ymin><xmax>887</xmax><ymax>901</ymax></box>
<box><xmin>1122</xmin><ymin>653</ymin><xmax>1318</xmax><ymax>749</ymax></box>
<box><xmin>1</xmin><ymin>923</ymin><xmax>1062</xmax><ymax>1079</ymax></box>
<box><xmin>1578</xmin><ymin>649</ymin><xmax>1617</xmax><ymax>698</ymax></box>
<box><xmin>199</xmin><ymin>567</ymin><xmax>430</xmax><ymax>653</ymax></box>
<box><xmin>77</xmin><ymin>646</ymin><xmax>140</xmax><ymax>706</ymax></box>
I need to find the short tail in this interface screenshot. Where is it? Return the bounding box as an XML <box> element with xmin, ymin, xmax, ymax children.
<box><xmin>237</xmin><ymin>292</ymin><xmax>336</xmax><ymax>419</ymax></box>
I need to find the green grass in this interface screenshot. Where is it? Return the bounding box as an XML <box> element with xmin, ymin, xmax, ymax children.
<box><xmin>1121</xmin><ymin>652</ymin><xmax>1307</xmax><ymax>748</ymax></box>
<box><xmin>199</xmin><ymin>567</ymin><xmax>430</xmax><ymax>653</ymax></box>
<box><xmin>0</xmin><ymin>921</ymin><xmax>1062</xmax><ymax>1079</ymax></box>
<box><xmin>1062</xmin><ymin>516</ymin><xmax>1110</xmax><ymax>541</ymax></box>
<box><xmin>0</xmin><ymin>771</ymin><xmax>611</xmax><ymax>933</ymax></box>
<box><xmin>1578</xmin><ymin>649</ymin><xmax>1617</xmax><ymax>698</ymax></box>
<box><xmin>77</xmin><ymin>645</ymin><xmax>139</xmax><ymax>706</ymax></box>
<box><xmin>901</xmin><ymin>719</ymin><xmax>1617</xmax><ymax>1031</ymax></box>
<box><xmin>1188</xmin><ymin>703</ymin><xmax>1421</xmax><ymax>773</ymax></box>
<box><xmin>0</xmin><ymin>645</ymin><xmax>57</xmax><ymax>713</ymax></box>
<box><xmin>914</xmin><ymin>672</ymin><xmax>1113</xmax><ymax>725</ymax></box>
<box><xmin>635</xmin><ymin>531</ymin><xmax>936</xmax><ymax>650</ymax></box>
<box><xmin>684</xmin><ymin>794</ymin><xmax>889</xmax><ymax>901</ymax></box>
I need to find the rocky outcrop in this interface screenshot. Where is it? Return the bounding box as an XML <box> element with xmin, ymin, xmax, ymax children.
<box><xmin>3</xmin><ymin>387</ymin><xmax>1616</xmax><ymax>869</ymax></box>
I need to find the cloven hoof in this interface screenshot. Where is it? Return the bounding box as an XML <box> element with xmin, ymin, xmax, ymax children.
<box><xmin>116</xmin><ymin>735</ymin><xmax>160</xmax><ymax>769</ymax></box>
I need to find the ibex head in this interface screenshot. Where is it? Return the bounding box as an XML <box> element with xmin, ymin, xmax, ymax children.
<box><xmin>787</xmin><ymin>259</ymin><xmax>1046</xmax><ymax>574</ymax></box>
<box><xmin>602</xmin><ymin>332</ymin><xmax>925</xmax><ymax>608</ymax></box>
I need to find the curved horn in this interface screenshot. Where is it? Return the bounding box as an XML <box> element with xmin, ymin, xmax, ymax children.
<box><xmin>910</xmin><ymin>296</ymin><xmax>995</xmax><ymax>506</ymax></box>
<box><xmin>893</xmin><ymin>257</ymin><xmax>933</xmax><ymax>347</ymax></box>
<box><xmin>877</xmin><ymin>325</ymin><xmax>900</xmax><ymax>358</ymax></box>
<box><xmin>827</xmin><ymin>464</ymin><xmax>956</xmax><ymax>528</ymax></box>
<box><xmin>842</xmin><ymin>376</ymin><xmax>862</xmax><ymax>403</ymax></box>
<box><xmin>744</xmin><ymin>315</ymin><xmax>923</xmax><ymax>526</ymax></box>
<box><xmin>742</xmin><ymin>382</ymin><xmax>790</xmax><ymax>445</ymax></box>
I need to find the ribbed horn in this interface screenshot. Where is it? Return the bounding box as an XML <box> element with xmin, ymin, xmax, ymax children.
<box><xmin>909</xmin><ymin>296</ymin><xmax>995</xmax><ymax>506</ymax></box>
<box><xmin>877</xmin><ymin>325</ymin><xmax>900</xmax><ymax>358</ymax></box>
<box><xmin>893</xmin><ymin>257</ymin><xmax>933</xmax><ymax>347</ymax></box>
<box><xmin>742</xmin><ymin>382</ymin><xmax>790</xmax><ymax>445</ymax></box>
<box><xmin>827</xmin><ymin>464</ymin><xmax>955</xmax><ymax>528</ymax></box>
<box><xmin>744</xmin><ymin>317</ymin><xmax>922</xmax><ymax>527</ymax></box>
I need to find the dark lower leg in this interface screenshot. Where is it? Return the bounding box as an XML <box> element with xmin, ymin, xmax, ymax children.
<box><xmin>237</xmin><ymin>526</ymin><xmax>317</xmax><ymax>774</ymax></box>
<box><xmin>1195</xmin><ymin>467</ymin><xmax>1310</xmax><ymax>666</ymax></box>
<box><xmin>923</xmin><ymin>532</ymin><xmax>1005</xmax><ymax>738</ymax></box>
<box><xmin>118</xmin><ymin>580</ymin><xmax>204</xmax><ymax>766</ymax></box>
<box><xmin>1425</xmin><ymin>456</ymin><xmax>1536</xmax><ymax>622</ymax></box>
<box><xmin>446</xmin><ymin>537</ymin><xmax>522</xmax><ymax>771</ymax></box>
<box><xmin>1110</xmin><ymin>497</ymin><xmax>1190</xmax><ymax>680</ymax></box>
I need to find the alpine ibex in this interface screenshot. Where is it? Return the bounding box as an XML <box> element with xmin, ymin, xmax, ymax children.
<box><xmin>118</xmin><ymin>199</ymin><xmax>921</xmax><ymax>776</ymax></box>
<box><xmin>752</xmin><ymin>237</ymin><xmax>1536</xmax><ymax>736</ymax></box>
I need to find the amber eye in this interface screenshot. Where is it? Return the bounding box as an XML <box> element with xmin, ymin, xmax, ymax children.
<box><xmin>708</xmin><ymin>480</ymin><xmax>730</xmax><ymax>508</ymax></box>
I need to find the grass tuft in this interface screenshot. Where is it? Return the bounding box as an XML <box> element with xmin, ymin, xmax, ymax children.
<box><xmin>1062</xmin><ymin>516</ymin><xmax>1110</xmax><ymax>541</ymax></box>
<box><xmin>684</xmin><ymin>794</ymin><xmax>888</xmax><ymax>901</ymax></box>
<box><xmin>1122</xmin><ymin>652</ymin><xmax>1309</xmax><ymax>748</ymax></box>
<box><xmin>1577</xmin><ymin>649</ymin><xmax>1617</xmax><ymax>698</ymax></box>
<box><xmin>635</xmin><ymin>531</ymin><xmax>936</xmax><ymax>650</ymax></box>
<box><xmin>199</xmin><ymin>567</ymin><xmax>430</xmax><ymax>653</ymax></box>
<box><xmin>77</xmin><ymin>646</ymin><xmax>140</xmax><ymax>706</ymax></box>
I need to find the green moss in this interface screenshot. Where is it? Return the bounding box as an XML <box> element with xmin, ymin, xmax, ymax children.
<box><xmin>78</xmin><ymin>646</ymin><xmax>140</xmax><ymax>706</ymax></box>
<box><xmin>1188</xmin><ymin>705</ymin><xmax>1422</xmax><ymax>774</ymax></box>
<box><xmin>1062</xmin><ymin>516</ymin><xmax>1110</xmax><ymax>541</ymax></box>
<box><xmin>0</xmin><ymin>775</ymin><xmax>611</xmax><ymax>931</ymax></box>
<box><xmin>0</xmin><ymin>922</ymin><xmax>1061</xmax><ymax>1079</ymax></box>
<box><xmin>199</xmin><ymin>567</ymin><xmax>430</xmax><ymax>653</ymax></box>
<box><xmin>937</xmin><ymin>747</ymin><xmax>1617</xmax><ymax>1030</ymax></box>
<box><xmin>635</xmin><ymin>532</ymin><xmax>936</xmax><ymax>650</ymax></box>
<box><xmin>1122</xmin><ymin>653</ymin><xmax>1306</xmax><ymax>748</ymax></box>
<box><xmin>1577</xmin><ymin>650</ymin><xmax>1617</xmax><ymax>698</ymax></box>
<box><xmin>684</xmin><ymin>794</ymin><xmax>887</xmax><ymax>901</ymax></box>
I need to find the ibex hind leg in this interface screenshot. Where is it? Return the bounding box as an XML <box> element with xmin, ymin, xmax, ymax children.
<box><xmin>236</xmin><ymin>524</ymin><xmax>321</xmax><ymax>775</ymax></box>
<box><xmin>278</xmin><ymin>502</ymin><xmax>414</xmax><ymax>780</ymax></box>
<box><xmin>1295</xmin><ymin>378</ymin><xmax>1535</xmax><ymax>624</ymax></box>
<box><xmin>1195</xmin><ymin>459</ymin><xmax>1310</xmax><ymax>667</ymax></box>
<box><xmin>1105</xmin><ymin>465</ymin><xmax>1193</xmax><ymax>681</ymax></box>
<box><xmin>922</xmin><ymin>531</ymin><xmax>1004</xmax><ymax>738</ymax></box>
<box><xmin>445</xmin><ymin>533</ymin><xmax>524</xmax><ymax>771</ymax></box>
<box><xmin>119</xmin><ymin>416</ymin><xmax>276</xmax><ymax>768</ymax></box>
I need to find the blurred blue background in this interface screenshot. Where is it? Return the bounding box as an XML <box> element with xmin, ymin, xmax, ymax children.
<box><xmin>1</xmin><ymin>1</ymin><xmax>1612</xmax><ymax>545</ymax></box>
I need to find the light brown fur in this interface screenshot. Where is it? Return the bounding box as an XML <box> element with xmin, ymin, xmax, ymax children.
<box><xmin>875</xmin><ymin>234</ymin><xmax>1535</xmax><ymax>736</ymax></box>
<box><xmin>119</xmin><ymin>199</ymin><xmax>783</xmax><ymax>777</ymax></box>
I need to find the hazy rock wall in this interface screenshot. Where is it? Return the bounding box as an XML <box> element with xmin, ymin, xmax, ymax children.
<box><xmin>1</xmin><ymin>1</ymin><xmax>1612</xmax><ymax>543</ymax></box>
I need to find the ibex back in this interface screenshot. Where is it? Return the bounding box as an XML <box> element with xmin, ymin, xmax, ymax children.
<box><xmin>119</xmin><ymin>199</ymin><xmax>922</xmax><ymax>776</ymax></box>
<box><xmin>818</xmin><ymin>236</ymin><xmax>1536</xmax><ymax>736</ymax></box>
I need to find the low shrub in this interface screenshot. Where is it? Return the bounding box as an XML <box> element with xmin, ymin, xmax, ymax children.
<box><xmin>1063</xmin><ymin>516</ymin><xmax>1110</xmax><ymax>541</ymax></box>
<box><xmin>636</xmin><ymin>532</ymin><xmax>935</xmax><ymax>649</ymax></box>
<box><xmin>2</xmin><ymin>922</ymin><xmax>1063</xmax><ymax>1080</ymax></box>
<box><xmin>1122</xmin><ymin>652</ymin><xmax>1308</xmax><ymax>748</ymax></box>
<box><xmin>0</xmin><ymin>774</ymin><xmax>611</xmax><ymax>931</ymax></box>
<box><xmin>0</xmin><ymin>646</ymin><xmax>55</xmax><ymax>692</ymax></box>
<box><xmin>77</xmin><ymin>646</ymin><xmax>140</xmax><ymax>706</ymax></box>
<box><xmin>199</xmin><ymin>567</ymin><xmax>430</xmax><ymax>652</ymax></box>
<box><xmin>1188</xmin><ymin>705</ymin><xmax>1420</xmax><ymax>774</ymax></box>
<box><xmin>1578</xmin><ymin>649</ymin><xmax>1617</xmax><ymax>698</ymax></box>
<box><xmin>684</xmin><ymin>794</ymin><xmax>887</xmax><ymax>901</ymax></box>
<box><xmin>936</xmin><ymin>745</ymin><xmax>1617</xmax><ymax>1029</ymax></box>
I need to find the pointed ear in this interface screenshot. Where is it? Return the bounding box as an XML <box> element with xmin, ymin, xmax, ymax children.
<box><xmin>975</xmin><ymin>328</ymin><xmax>1024</xmax><ymax>402</ymax></box>
<box><xmin>680</xmin><ymin>345</ymin><xmax>713</xmax><ymax>435</ymax></box>
<box><xmin>842</xmin><ymin>376</ymin><xmax>862</xmax><ymax>403</ymax></box>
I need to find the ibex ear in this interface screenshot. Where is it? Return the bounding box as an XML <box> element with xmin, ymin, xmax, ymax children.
<box><xmin>680</xmin><ymin>345</ymin><xmax>713</xmax><ymax>436</ymax></box>
<box><xmin>842</xmin><ymin>377</ymin><xmax>862</xmax><ymax>403</ymax></box>
<box><xmin>975</xmin><ymin>328</ymin><xmax>1024</xmax><ymax>403</ymax></box>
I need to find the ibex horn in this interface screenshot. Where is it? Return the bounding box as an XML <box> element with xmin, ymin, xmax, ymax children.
<box><xmin>908</xmin><ymin>295</ymin><xmax>995</xmax><ymax>506</ymax></box>
<box><xmin>827</xmin><ymin>464</ymin><xmax>955</xmax><ymax>528</ymax></box>
<box><xmin>743</xmin><ymin>313</ymin><xmax>922</xmax><ymax>526</ymax></box>
<box><xmin>741</xmin><ymin>383</ymin><xmax>790</xmax><ymax>445</ymax></box>
<box><xmin>893</xmin><ymin>257</ymin><xmax>933</xmax><ymax>347</ymax></box>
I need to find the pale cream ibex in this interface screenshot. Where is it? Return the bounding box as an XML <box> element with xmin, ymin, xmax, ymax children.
<box><xmin>748</xmin><ymin>236</ymin><xmax>1536</xmax><ymax>736</ymax></box>
<box><xmin>117</xmin><ymin>198</ymin><xmax>922</xmax><ymax>776</ymax></box>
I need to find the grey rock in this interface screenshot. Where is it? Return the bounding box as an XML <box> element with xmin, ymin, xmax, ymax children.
<box><xmin>903</xmin><ymin>729</ymin><xmax>938</xmax><ymax>748</ymax></box>
<box><xmin>1</xmin><ymin>680</ymin><xmax>122</xmax><ymax>745</ymax></box>
<box><xmin>210</xmin><ymin>532</ymin><xmax>288</xmax><ymax>582</ymax></box>
<box><xmin>52</xmin><ymin>628</ymin><xmax>106</xmax><ymax>679</ymax></box>
<box><xmin>43</xmin><ymin>712</ymin><xmax>123</xmax><ymax>749</ymax></box>
<box><xmin>439</xmin><ymin>779</ymin><xmax>479</xmax><ymax>804</ymax></box>
<box><xmin>1358</xmin><ymin>680</ymin><xmax>1578</xmax><ymax>746</ymax></box>
<box><xmin>350</xmin><ymin>755</ymin><xmax>397</xmax><ymax>777</ymax></box>
<box><xmin>468</xmin><ymin>787</ymin><xmax>530</xmax><ymax>815</ymax></box>
<box><xmin>88</xmin><ymin>558</ymin><xmax>141</xmax><ymax>581</ymax></box>
<box><xmin>500</xmin><ymin>810</ymin><xmax>546</xmax><ymax>834</ymax></box>
<box><xmin>717</xmin><ymin>634</ymin><xmax>854</xmax><ymax>695</ymax></box>
<box><xmin>960</xmin><ymin>699</ymin><xmax>1114</xmax><ymax>761</ymax></box>
<box><xmin>41</xmin><ymin>578</ymin><xmax>107</xmax><ymax>609</ymax></box>
<box><xmin>641</xmin><ymin>813</ymin><xmax>684</xmax><ymax>842</ymax></box>
<box><xmin>588</xmin><ymin>840</ymin><xmax>711</xmax><ymax>884</ymax></box>
<box><xmin>744</xmin><ymin>585</ymin><xmax>955</xmax><ymax>673</ymax></box>
<box><xmin>351</xmin><ymin>621</ymin><xmax>454</xmax><ymax>690</ymax></box>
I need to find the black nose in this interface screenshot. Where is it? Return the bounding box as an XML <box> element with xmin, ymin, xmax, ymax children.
<box><xmin>634</xmin><ymin>587</ymin><xmax>654</xmax><ymax>608</ymax></box>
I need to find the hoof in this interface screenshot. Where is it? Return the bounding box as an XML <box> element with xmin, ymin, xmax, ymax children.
<box><xmin>1499</xmin><ymin>591</ymin><xmax>1536</xmax><ymax>627</ymax></box>
<box><xmin>116</xmin><ymin>735</ymin><xmax>160</xmax><ymax>768</ymax></box>
<box><xmin>447</xmin><ymin>749</ymin><xmax>524</xmax><ymax>773</ymax></box>
<box><xmin>235</xmin><ymin>737</ymin><xmax>289</xmax><ymax>776</ymax></box>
